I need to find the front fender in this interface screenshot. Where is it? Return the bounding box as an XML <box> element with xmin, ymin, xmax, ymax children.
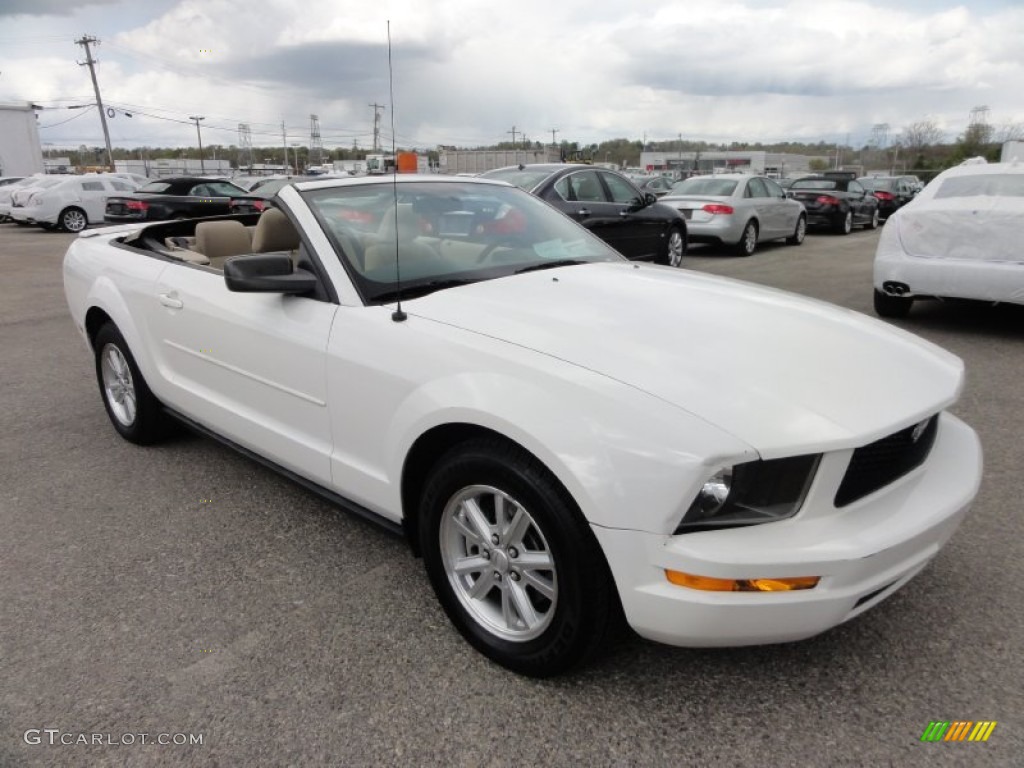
<box><xmin>388</xmin><ymin>368</ymin><xmax>753</xmax><ymax>534</ymax></box>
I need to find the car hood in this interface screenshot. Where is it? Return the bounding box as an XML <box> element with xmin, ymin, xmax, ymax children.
<box><xmin>408</xmin><ymin>262</ymin><xmax>963</xmax><ymax>457</ymax></box>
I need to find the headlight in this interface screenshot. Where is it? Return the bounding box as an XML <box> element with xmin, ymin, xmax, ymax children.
<box><xmin>675</xmin><ymin>455</ymin><xmax>820</xmax><ymax>533</ymax></box>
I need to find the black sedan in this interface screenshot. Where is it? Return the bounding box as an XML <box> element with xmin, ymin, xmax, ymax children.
<box><xmin>787</xmin><ymin>176</ymin><xmax>879</xmax><ymax>234</ymax></box>
<box><xmin>857</xmin><ymin>176</ymin><xmax>917</xmax><ymax>219</ymax></box>
<box><xmin>480</xmin><ymin>164</ymin><xmax>687</xmax><ymax>266</ymax></box>
<box><xmin>105</xmin><ymin>177</ymin><xmax>265</xmax><ymax>223</ymax></box>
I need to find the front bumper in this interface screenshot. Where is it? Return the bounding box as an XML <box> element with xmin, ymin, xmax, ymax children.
<box><xmin>593</xmin><ymin>412</ymin><xmax>981</xmax><ymax>647</ymax></box>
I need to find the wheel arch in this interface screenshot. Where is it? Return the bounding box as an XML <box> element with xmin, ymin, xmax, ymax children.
<box><xmin>401</xmin><ymin>423</ymin><xmax>575</xmax><ymax>555</ymax></box>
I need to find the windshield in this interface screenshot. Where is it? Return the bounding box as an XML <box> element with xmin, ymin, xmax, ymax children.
<box><xmin>791</xmin><ymin>178</ymin><xmax>837</xmax><ymax>190</ymax></box>
<box><xmin>669</xmin><ymin>178</ymin><xmax>738</xmax><ymax>196</ymax></box>
<box><xmin>479</xmin><ymin>167</ymin><xmax>557</xmax><ymax>191</ymax></box>
<box><xmin>859</xmin><ymin>178</ymin><xmax>895</xmax><ymax>191</ymax></box>
<box><xmin>203</xmin><ymin>181</ymin><xmax>247</xmax><ymax>196</ymax></box>
<box><xmin>302</xmin><ymin>181</ymin><xmax>624</xmax><ymax>303</ymax></box>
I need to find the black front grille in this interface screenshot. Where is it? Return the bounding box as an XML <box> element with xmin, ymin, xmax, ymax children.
<box><xmin>835</xmin><ymin>415</ymin><xmax>939</xmax><ymax>507</ymax></box>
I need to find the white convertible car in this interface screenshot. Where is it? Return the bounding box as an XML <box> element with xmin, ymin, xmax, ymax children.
<box><xmin>64</xmin><ymin>176</ymin><xmax>982</xmax><ymax>676</ymax></box>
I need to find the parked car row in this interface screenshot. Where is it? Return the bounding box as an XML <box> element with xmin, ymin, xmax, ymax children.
<box><xmin>0</xmin><ymin>173</ymin><xmax>142</xmax><ymax>232</ymax></box>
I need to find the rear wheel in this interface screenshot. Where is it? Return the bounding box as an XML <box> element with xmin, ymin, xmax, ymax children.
<box><xmin>867</xmin><ymin>209</ymin><xmax>880</xmax><ymax>230</ymax></box>
<box><xmin>94</xmin><ymin>323</ymin><xmax>172</xmax><ymax>444</ymax></box>
<box><xmin>659</xmin><ymin>224</ymin><xmax>686</xmax><ymax>267</ymax></box>
<box><xmin>786</xmin><ymin>215</ymin><xmax>806</xmax><ymax>245</ymax></box>
<box><xmin>419</xmin><ymin>438</ymin><xmax>619</xmax><ymax>677</ymax></box>
<box><xmin>735</xmin><ymin>220</ymin><xmax>758</xmax><ymax>256</ymax></box>
<box><xmin>59</xmin><ymin>207</ymin><xmax>88</xmax><ymax>233</ymax></box>
<box><xmin>873</xmin><ymin>288</ymin><xmax>913</xmax><ymax>318</ymax></box>
<box><xmin>836</xmin><ymin>210</ymin><xmax>853</xmax><ymax>235</ymax></box>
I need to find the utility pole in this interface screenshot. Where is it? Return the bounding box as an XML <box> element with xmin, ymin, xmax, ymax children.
<box><xmin>281</xmin><ymin>121</ymin><xmax>288</xmax><ymax>172</ymax></box>
<box><xmin>369</xmin><ymin>103</ymin><xmax>385</xmax><ymax>152</ymax></box>
<box><xmin>189</xmin><ymin>115</ymin><xmax>205</xmax><ymax>173</ymax></box>
<box><xmin>549</xmin><ymin>128</ymin><xmax>559</xmax><ymax>148</ymax></box>
<box><xmin>75</xmin><ymin>35</ymin><xmax>114</xmax><ymax>170</ymax></box>
<box><xmin>507</xmin><ymin>125</ymin><xmax>519</xmax><ymax>149</ymax></box>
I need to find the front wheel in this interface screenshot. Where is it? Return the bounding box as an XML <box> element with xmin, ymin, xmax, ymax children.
<box><xmin>786</xmin><ymin>215</ymin><xmax>806</xmax><ymax>245</ymax></box>
<box><xmin>659</xmin><ymin>224</ymin><xmax>686</xmax><ymax>267</ymax></box>
<box><xmin>734</xmin><ymin>220</ymin><xmax>758</xmax><ymax>256</ymax></box>
<box><xmin>94</xmin><ymin>323</ymin><xmax>172</xmax><ymax>444</ymax></box>
<box><xmin>873</xmin><ymin>288</ymin><xmax>913</xmax><ymax>318</ymax></box>
<box><xmin>59</xmin><ymin>207</ymin><xmax>88</xmax><ymax>233</ymax></box>
<box><xmin>419</xmin><ymin>438</ymin><xmax>619</xmax><ymax>677</ymax></box>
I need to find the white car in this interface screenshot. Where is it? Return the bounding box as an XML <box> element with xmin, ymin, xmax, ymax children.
<box><xmin>874</xmin><ymin>160</ymin><xmax>1024</xmax><ymax>316</ymax></box>
<box><xmin>64</xmin><ymin>176</ymin><xmax>982</xmax><ymax>676</ymax></box>
<box><xmin>11</xmin><ymin>174</ymin><xmax>139</xmax><ymax>232</ymax></box>
<box><xmin>0</xmin><ymin>173</ymin><xmax>52</xmax><ymax>221</ymax></box>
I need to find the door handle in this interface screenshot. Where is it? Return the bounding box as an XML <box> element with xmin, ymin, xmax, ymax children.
<box><xmin>576</xmin><ymin>208</ymin><xmax>591</xmax><ymax>216</ymax></box>
<box><xmin>159</xmin><ymin>293</ymin><xmax>184</xmax><ymax>309</ymax></box>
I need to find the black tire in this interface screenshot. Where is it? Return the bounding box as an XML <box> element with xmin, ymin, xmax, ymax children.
<box><xmin>59</xmin><ymin>206</ymin><xmax>88</xmax><ymax>233</ymax></box>
<box><xmin>93</xmin><ymin>323</ymin><xmax>171</xmax><ymax>444</ymax></box>
<box><xmin>867</xmin><ymin>208</ymin><xmax>880</xmax><ymax>230</ymax></box>
<box><xmin>734</xmin><ymin>220</ymin><xmax>758</xmax><ymax>256</ymax></box>
<box><xmin>657</xmin><ymin>224</ymin><xmax>687</xmax><ymax>267</ymax></box>
<box><xmin>873</xmin><ymin>288</ymin><xmax>913</xmax><ymax>318</ymax></box>
<box><xmin>419</xmin><ymin>437</ymin><xmax>619</xmax><ymax>677</ymax></box>
<box><xmin>836</xmin><ymin>210</ymin><xmax>853</xmax><ymax>235</ymax></box>
<box><xmin>786</xmin><ymin>215</ymin><xmax>807</xmax><ymax>245</ymax></box>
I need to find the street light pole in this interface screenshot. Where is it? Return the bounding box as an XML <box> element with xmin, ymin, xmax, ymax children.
<box><xmin>189</xmin><ymin>115</ymin><xmax>206</xmax><ymax>173</ymax></box>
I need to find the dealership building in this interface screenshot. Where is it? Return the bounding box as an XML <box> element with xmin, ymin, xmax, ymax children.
<box><xmin>0</xmin><ymin>102</ymin><xmax>44</xmax><ymax>176</ymax></box>
<box><xmin>640</xmin><ymin>150</ymin><xmax>825</xmax><ymax>178</ymax></box>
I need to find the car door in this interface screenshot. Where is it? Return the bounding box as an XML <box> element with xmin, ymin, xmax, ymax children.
<box><xmin>745</xmin><ymin>177</ymin><xmax>781</xmax><ymax>238</ymax></box>
<box><xmin>146</xmin><ymin>241</ymin><xmax>338</xmax><ymax>485</ymax></box>
<box><xmin>599</xmin><ymin>170</ymin><xmax>666</xmax><ymax>259</ymax></box>
<box><xmin>846</xmin><ymin>180</ymin><xmax>871</xmax><ymax>223</ymax></box>
<box><xmin>78</xmin><ymin>179</ymin><xmax>112</xmax><ymax>222</ymax></box>
<box><xmin>546</xmin><ymin>169</ymin><xmax>637</xmax><ymax>257</ymax></box>
<box><xmin>760</xmin><ymin>177</ymin><xmax>794</xmax><ymax>237</ymax></box>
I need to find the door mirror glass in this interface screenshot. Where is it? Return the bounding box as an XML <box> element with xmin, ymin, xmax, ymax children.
<box><xmin>223</xmin><ymin>253</ymin><xmax>317</xmax><ymax>294</ymax></box>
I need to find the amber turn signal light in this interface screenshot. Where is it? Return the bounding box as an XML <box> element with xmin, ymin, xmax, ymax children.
<box><xmin>665</xmin><ymin>570</ymin><xmax>820</xmax><ymax>592</ymax></box>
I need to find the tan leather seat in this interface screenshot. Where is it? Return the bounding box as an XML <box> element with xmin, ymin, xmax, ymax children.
<box><xmin>195</xmin><ymin>220</ymin><xmax>252</xmax><ymax>269</ymax></box>
<box><xmin>252</xmin><ymin>208</ymin><xmax>300</xmax><ymax>253</ymax></box>
<box><xmin>363</xmin><ymin>204</ymin><xmax>438</xmax><ymax>274</ymax></box>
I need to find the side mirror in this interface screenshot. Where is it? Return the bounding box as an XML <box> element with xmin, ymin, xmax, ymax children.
<box><xmin>223</xmin><ymin>253</ymin><xmax>317</xmax><ymax>294</ymax></box>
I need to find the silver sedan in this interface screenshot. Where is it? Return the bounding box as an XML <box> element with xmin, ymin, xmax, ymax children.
<box><xmin>660</xmin><ymin>174</ymin><xmax>807</xmax><ymax>256</ymax></box>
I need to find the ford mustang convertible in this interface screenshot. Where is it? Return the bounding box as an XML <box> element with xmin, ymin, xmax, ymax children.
<box><xmin>63</xmin><ymin>175</ymin><xmax>982</xmax><ymax>677</ymax></box>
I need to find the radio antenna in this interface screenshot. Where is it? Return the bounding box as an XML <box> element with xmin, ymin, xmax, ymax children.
<box><xmin>387</xmin><ymin>20</ymin><xmax>406</xmax><ymax>322</ymax></box>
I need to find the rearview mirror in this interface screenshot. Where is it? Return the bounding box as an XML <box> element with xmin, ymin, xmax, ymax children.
<box><xmin>223</xmin><ymin>253</ymin><xmax>317</xmax><ymax>294</ymax></box>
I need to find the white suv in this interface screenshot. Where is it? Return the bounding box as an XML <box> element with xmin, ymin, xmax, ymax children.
<box><xmin>10</xmin><ymin>174</ymin><xmax>139</xmax><ymax>232</ymax></box>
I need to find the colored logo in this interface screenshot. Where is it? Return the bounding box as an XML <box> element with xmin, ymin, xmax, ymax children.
<box><xmin>920</xmin><ymin>721</ymin><xmax>997</xmax><ymax>742</ymax></box>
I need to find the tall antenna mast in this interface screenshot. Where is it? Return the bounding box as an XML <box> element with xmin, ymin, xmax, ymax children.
<box><xmin>309</xmin><ymin>113</ymin><xmax>323</xmax><ymax>167</ymax></box>
<box><xmin>369</xmin><ymin>102</ymin><xmax>385</xmax><ymax>152</ymax></box>
<box><xmin>387</xmin><ymin>21</ymin><xmax>406</xmax><ymax>323</ymax></box>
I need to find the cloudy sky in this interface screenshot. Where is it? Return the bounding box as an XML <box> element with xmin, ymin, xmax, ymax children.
<box><xmin>1</xmin><ymin>0</ymin><xmax>1022</xmax><ymax>153</ymax></box>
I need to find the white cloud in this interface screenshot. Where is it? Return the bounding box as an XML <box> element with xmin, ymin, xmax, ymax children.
<box><xmin>3</xmin><ymin>0</ymin><xmax>1021</xmax><ymax>150</ymax></box>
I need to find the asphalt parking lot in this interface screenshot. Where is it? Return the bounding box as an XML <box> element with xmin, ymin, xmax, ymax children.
<box><xmin>1</xmin><ymin>222</ymin><xmax>1021</xmax><ymax>767</ymax></box>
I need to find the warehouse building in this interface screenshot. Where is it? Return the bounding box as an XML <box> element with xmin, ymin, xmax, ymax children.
<box><xmin>639</xmin><ymin>150</ymin><xmax>824</xmax><ymax>178</ymax></box>
<box><xmin>0</xmin><ymin>102</ymin><xmax>44</xmax><ymax>176</ymax></box>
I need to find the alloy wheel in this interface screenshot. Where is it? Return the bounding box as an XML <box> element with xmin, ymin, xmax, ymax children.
<box><xmin>100</xmin><ymin>343</ymin><xmax>137</xmax><ymax>426</ymax></box>
<box><xmin>62</xmin><ymin>209</ymin><xmax>87</xmax><ymax>233</ymax></box>
<box><xmin>440</xmin><ymin>484</ymin><xmax>557</xmax><ymax>642</ymax></box>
